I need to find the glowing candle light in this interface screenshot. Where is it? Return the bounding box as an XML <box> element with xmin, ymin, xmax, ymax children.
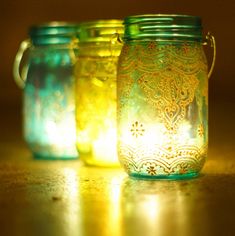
<box><xmin>117</xmin><ymin>15</ymin><xmax>216</xmax><ymax>179</ymax></box>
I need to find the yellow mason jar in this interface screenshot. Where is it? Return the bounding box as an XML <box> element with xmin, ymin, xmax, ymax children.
<box><xmin>75</xmin><ymin>20</ymin><xmax>123</xmax><ymax>166</ymax></box>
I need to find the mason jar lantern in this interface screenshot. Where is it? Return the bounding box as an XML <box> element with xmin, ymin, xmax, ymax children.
<box><xmin>75</xmin><ymin>20</ymin><xmax>123</xmax><ymax>166</ymax></box>
<box><xmin>13</xmin><ymin>22</ymin><xmax>79</xmax><ymax>159</ymax></box>
<box><xmin>117</xmin><ymin>15</ymin><xmax>216</xmax><ymax>179</ymax></box>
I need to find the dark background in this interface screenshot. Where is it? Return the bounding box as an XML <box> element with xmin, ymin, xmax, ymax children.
<box><xmin>1</xmin><ymin>0</ymin><xmax>235</xmax><ymax>155</ymax></box>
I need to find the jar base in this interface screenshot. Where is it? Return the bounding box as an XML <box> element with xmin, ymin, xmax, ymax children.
<box><xmin>83</xmin><ymin>161</ymin><xmax>121</xmax><ymax>168</ymax></box>
<box><xmin>129</xmin><ymin>172</ymin><xmax>200</xmax><ymax>180</ymax></box>
<box><xmin>33</xmin><ymin>153</ymin><xmax>78</xmax><ymax>161</ymax></box>
<box><xmin>77</xmin><ymin>150</ymin><xmax>120</xmax><ymax>167</ymax></box>
<box><xmin>81</xmin><ymin>157</ymin><xmax>120</xmax><ymax>168</ymax></box>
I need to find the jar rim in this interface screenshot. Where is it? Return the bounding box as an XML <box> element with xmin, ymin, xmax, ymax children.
<box><xmin>29</xmin><ymin>21</ymin><xmax>79</xmax><ymax>45</ymax></box>
<box><xmin>29</xmin><ymin>21</ymin><xmax>78</xmax><ymax>37</ymax></box>
<box><xmin>78</xmin><ymin>19</ymin><xmax>124</xmax><ymax>43</ymax></box>
<box><xmin>124</xmin><ymin>14</ymin><xmax>201</xmax><ymax>24</ymax></box>
<box><xmin>123</xmin><ymin>14</ymin><xmax>203</xmax><ymax>41</ymax></box>
<box><xmin>78</xmin><ymin>19</ymin><xmax>123</xmax><ymax>28</ymax></box>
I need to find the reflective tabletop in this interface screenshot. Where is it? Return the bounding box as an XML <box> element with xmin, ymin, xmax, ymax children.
<box><xmin>0</xmin><ymin>100</ymin><xmax>235</xmax><ymax>236</ymax></box>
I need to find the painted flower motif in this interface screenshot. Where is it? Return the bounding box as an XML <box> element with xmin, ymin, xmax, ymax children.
<box><xmin>182</xmin><ymin>43</ymin><xmax>190</xmax><ymax>55</ymax></box>
<box><xmin>130</xmin><ymin>121</ymin><xmax>145</xmax><ymax>138</ymax></box>
<box><xmin>198</xmin><ymin>124</ymin><xmax>204</xmax><ymax>137</ymax></box>
<box><xmin>174</xmin><ymin>163</ymin><xmax>188</xmax><ymax>174</ymax></box>
<box><xmin>123</xmin><ymin>162</ymin><xmax>132</xmax><ymax>173</ymax></box>
<box><xmin>179</xmin><ymin>164</ymin><xmax>188</xmax><ymax>174</ymax></box>
<box><xmin>147</xmin><ymin>166</ymin><xmax>157</xmax><ymax>175</ymax></box>
<box><xmin>147</xmin><ymin>41</ymin><xmax>156</xmax><ymax>50</ymax></box>
<box><xmin>121</xmin><ymin>44</ymin><xmax>130</xmax><ymax>56</ymax></box>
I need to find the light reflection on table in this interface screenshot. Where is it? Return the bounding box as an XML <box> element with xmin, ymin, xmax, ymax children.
<box><xmin>0</xmin><ymin>155</ymin><xmax>235</xmax><ymax>236</ymax></box>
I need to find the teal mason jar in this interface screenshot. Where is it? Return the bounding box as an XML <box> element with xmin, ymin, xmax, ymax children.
<box><xmin>117</xmin><ymin>15</ymin><xmax>216</xmax><ymax>179</ymax></box>
<box><xmin>13</xmin><ymin>22</ymin><xmax>79</xmax><ymax>159</ymax></box>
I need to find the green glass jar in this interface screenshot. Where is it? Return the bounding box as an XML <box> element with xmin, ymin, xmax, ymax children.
<box><xmin>75</xmin><ymin>20</ymin><xmax>123</xmax><ymax>166</ymax></box>
<box><xmin>13</xmin><ymin>22</ymin><xmax>79</xmax><ymax>159</ymax></box>
<box><xmin>117</xmin><ymin>15</ymin><xmax>215</xmax><ymax>179</ymax></box>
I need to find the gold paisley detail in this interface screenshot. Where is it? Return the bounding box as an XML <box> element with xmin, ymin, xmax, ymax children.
<box><xmin>138</xmin><ymin>70</ymin><xmax>199</xmax><ymax>133</ymax></box>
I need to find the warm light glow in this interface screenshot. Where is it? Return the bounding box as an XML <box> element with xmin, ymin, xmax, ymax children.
<box><xmin>107</xmin><ymin>177</ymin><xmax>122</xmax><ymax>236</ymax></box>
<box><xmin>118</xmin><ymin>120</ymin><xmax>206</xmax><ymax>176</ymax></box>
<box><xmin>122</xmin><ymin>184</ymin><xmax>161</xmax><ymax>236</ymax></box>
<box><xmin>63</xmin><ymin>168</ymin><xmax>79</xmax><ymax>198</ymax></box>
<box><xmin>141</xmin><ymin>195</ymin><xmax>160</xmax><ymax>221</ymax></box>
<box><xmin>61</xmin><ymin>168</ymin><xmax>82</xmax><ymax>235</ymax></box>
<box><xmin>45</xmin><ymin>115</ymin><xmax>77</xmax><ymax>151</ymax></box>
<box><xmin>110</xmin><ymin>177</ymin><xmax>122</xmax><ymax>203</ymax></box>
<box><xmin>24</xmin><ymin>103</ymin><xmax>78</xmax><ymax>159</ymax></box>
<box><xmin>118</xmin><ymin>119</ymin><xmax>207</xmax><ymax>177</ymax></box>
<box><xmin>76</xmin><ymin>117</ymin><xmax>119</xmax><ymax>166</ymax></box>
<box><xmin>120</xmin><ymin>121</ymin><xmax>200</xmax><ymax>150</ymax></box>
<box><xmin>121</xmin><ymin>123</ymin><xmax>167</xmax><ymax>147</ymax></box>
<box><xmin>93</xmin><ymin>128</ymin><xmax>117</xmax><ymax>164</ymax></box>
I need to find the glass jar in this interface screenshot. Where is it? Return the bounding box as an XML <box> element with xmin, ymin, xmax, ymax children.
<box><xmin>75</xmin><ymin>20</ymin><xmax>123</xmax><ymax>166</ymax></box>
<box><xmin>117</xmin><ymin>15</ymin><xmax>215</xmax><ymax>179</ymax></box>
<box><xmin>13</xmin><ymin>22</ymin><xmax>79</xmax><ymax>159</ymax></box>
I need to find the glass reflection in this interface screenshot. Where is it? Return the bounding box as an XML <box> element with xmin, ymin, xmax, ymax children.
<box><xmin>61</xmin><ymin>167</ymin><xmax>82</xmax><ymax>236</ymax></box>
<box><xmin>121</xmin><ymin>179</ymin><xmax>161</xmax><ymax>235</ymax></box>
<box><xmin>79</xmin><ymin>168</ymin><xmax>124</xmax><ymax>236</ymax></box>
<box><xmin>14</xmin><ymin>163</ymin><xmax>215</xmax><ymax>235</ymax></box>
<box><xmin>107</xmin><ymin>177</ymin><xmax>122</xmax><ymax>236</ymax></box>
<box><xmin>120</xmin><ymin>178</ymin><xmax>210</xmax><ymax>236</ymax></box>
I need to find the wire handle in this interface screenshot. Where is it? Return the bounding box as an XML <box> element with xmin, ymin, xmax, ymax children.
<box><xmin>68</xmin><ymin>37</ymin><xmax>79</xmax><ymax>63</ymax></box>
<box><xmin>110</xmin><ymin>32</ymin><xmax>123</xmax><ymax>58</ymax></box>
<box><xmin>113</xmin><ymin>32</ymin><xmax>123</xmax><ymax>44</ymax></box>
<box><xmin>203</xmin><ymin>32</ymin><xmax>216</xmax><ymax>79</ymax></box>
<box><xmin>13</xmin><ymin>39</ymin><xmax>31</xmax><ymax>88</ymax></box>
<box><xmin>13</xmin><ymin>38</ymin><xmax>79</xmax><ymax>88</ymax></box>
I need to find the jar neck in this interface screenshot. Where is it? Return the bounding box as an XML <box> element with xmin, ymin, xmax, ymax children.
<box><xmin>123</xmin><ymin>14</ymin><xmax>203</xmax><ymax>42</ymax></box>
<box><xmin>78</xmin><ymin>42</ymin><xmax>122</xmax><ymax>57</ymax></box>
<box><xmin>31</xmin><ymin>36</ymin><xmax>78</xmax><ymax>46</ymax></box>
